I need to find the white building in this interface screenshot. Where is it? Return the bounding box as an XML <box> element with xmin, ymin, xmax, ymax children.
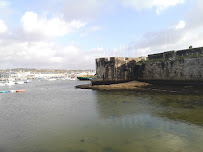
<box><xmin>0</xmin><ymin>72</ymin><xmax>10</xmax><ymax>78</ymax></box>
<box><xmin>17</xmin><ymin>71</ymin><xmax>31</xmax><ymax>78</ymax></box>
<box><xmin>10</xmin><ymin>72</ymin><xmax>18</xmax><ymax>78</ymax></box>
<box><xmin>26</xmin><ymin>72</ymin><xmax>66</xmax><ymax>78</ymax></box>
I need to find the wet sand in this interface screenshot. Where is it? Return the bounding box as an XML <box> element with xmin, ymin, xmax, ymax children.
<box><xmin>92</xmin><ymin>81</ymin><xmax>150</xmax><ymax>90</ymax></box>
<box><xmin>75</xmin><ymin>81</ymin><xmax>149</xmax><ymax>90</ymax></box>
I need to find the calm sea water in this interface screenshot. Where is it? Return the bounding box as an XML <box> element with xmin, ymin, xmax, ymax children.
<box><xmin>0</xmin><ymin>80</ymin><xmax>203</xmax><ymax>152</ymax></box>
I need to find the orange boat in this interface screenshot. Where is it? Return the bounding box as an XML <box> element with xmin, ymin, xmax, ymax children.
<box><xmin>16</xmin><ymin>90</ymin><xmax>26</xmax><ymax>93</ymax></box>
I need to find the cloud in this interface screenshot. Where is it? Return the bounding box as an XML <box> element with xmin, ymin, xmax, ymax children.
<box><xmin>126</xmin><ymin>25</ymin><xmax>203</xmax><ymax>58</ymax></box>
<box><xmin>121</xmin><ymin>1</ymin><xmax>203</xmax><ymax>58</ymax></box>
<box><xmin>119</xmin><ymin>0</ymin><xmax>184</xmax><ymax>14</ymax></box>
<box><xmin>175</xmin><ymin>20</ymin><xmax>186</xmax><ymax>29</ymax></box>
<box><xmin>58</xmin><ymin>0</ymin><xmax>185</xmax><ymax>21</ymax></box>
<box><xmin>0</xmin><ymin>0</ymin><xmax>201</xmax><ymax>70</ymax></box>
<box><xmin>60</xmin><ymin>0</ymin><xmax>110</xmax><ymax>21</ymax></box>
<box><xmin>0</xmin><ymin>19</ymin><xmax>7</xmax><ymax>33</ymax></box>
<box><xmin>185</xmin><ymin>0</ymin><xmax>203</xmax><ymax>30</ymax></box>
<box><xmin>21</xmin><ymin>11</ymin><xmax>86</xmax><ymax>39</ymax></box>
<box><xmin>0</xmin><ymin>38</ymin><xmax>98</xmax><ymax>69</ymax></box>
<box><xmin>111</xmin><ymin>0</ymin><xmax>203</xmax><ymax>57</ymax></box>
<box><xmin>58</xmin><ymin>0</ymin><xmax>185</xmax><ymax>20</ymax></box>
<box><xmin>0</xmin><ymin>10</ymin><xmax>97</xmax><ymax>70</ymax></box>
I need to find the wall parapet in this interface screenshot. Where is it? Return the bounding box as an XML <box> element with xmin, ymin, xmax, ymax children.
<box><xmin>148</xmin><ymin>47</ymin><xmax>203</xmax><ymax>61</ymax></box>
<box><xmin>96</xmin><ymin>57</ymin><xmax>146</xmax><ymax>62</ymax></box>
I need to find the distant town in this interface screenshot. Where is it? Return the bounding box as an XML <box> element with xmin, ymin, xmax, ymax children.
<box><xmin>0</xmin><ymin>69</ymin><xmax>96</xmax><ymax>80</ymax></box>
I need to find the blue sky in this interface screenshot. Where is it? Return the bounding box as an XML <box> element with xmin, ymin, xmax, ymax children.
<box><xmin>0</xmin><ymin>0</ymin><xmax>202</xmax><ymax>69</ymax></box>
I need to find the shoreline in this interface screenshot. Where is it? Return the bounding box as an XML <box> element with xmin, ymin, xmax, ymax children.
<box><xmin>75</xmin><ymin>80</ymin><xmax>203</xmax><ymax>95</ymax></box>
<box><xmin>75</xmin><ymin>81</ymin><xmax>149</xmax><ymax>90</ymax></box>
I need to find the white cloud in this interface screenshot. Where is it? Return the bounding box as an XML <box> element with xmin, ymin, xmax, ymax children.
<box><xmin>0</xmin><ymin>19</ymin><xmax>7</xmax><ymax>33</ymax></box>
<box><xmin>175</xmin><ymin>20</ymin><xmax>186</xmax><ymax>29</ymax></box>
<box><xmin>0</xmin><ymin>38</ymin><xmax>98</xmax><ymax>69</ymax></box>
<box><xmin>59</xmin><ymin>0</ymin><xmax>184</xmax><ymax>20</ymax></box>
<box><xmin>60</xmin><ymin>0</ymin><xmax>108</xmax><ymax>21</ymax></box>
<box><xmin>117</xmin><ymin>0</ymin><xmax>203</xmax><ymax>57</ymax></box>
<box><xmin>127</xmin><ymin>25</ymin><xmax>203</xmax><ymax>58</ymax></box>
<box><xmin>119</xmin><ymin>0</ymin><xmax>184</xmax><ymax>14</ymax></box>
<box><xmin>154</xmin><ymin>0</ymin><xmax>185</xmax><ymax>14</ymax></box>
<box><xmin>0</xmin><ymin>0</ymin><xmax>200</xmax><ymax>70</ymax></box>
<box><xmin>21</xmin><ymin>11</ymin><xmax>86</xmax><ymax>39</ymax></box>
<box><xmin>0</xmin><ymin>10</ymin><xmax>97</xmax><ymax>69</ymax></box>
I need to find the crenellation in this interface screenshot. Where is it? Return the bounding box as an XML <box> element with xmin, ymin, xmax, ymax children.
<box><xmin>176</xmin><ymin>47</ymin><xmax>203</xmax><ymax>57</ymax></box>
<box><xmin>148</xmin><ymin>53</ymin><xmax>164</xmax><ymax>60</ymax></box>
<box><xmin>163</xmin><ymin>51</ymin><xmax>176</xmax><ymax>60</ymax></box>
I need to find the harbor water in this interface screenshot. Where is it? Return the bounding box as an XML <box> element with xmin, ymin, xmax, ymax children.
<box><xmin>0</xmin><ymin>80</ymin><xmax>203</xmax><ymax>152</ymax></box>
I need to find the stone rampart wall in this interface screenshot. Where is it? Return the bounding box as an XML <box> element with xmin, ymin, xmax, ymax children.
<box><xmin>148</xmin><ymin>53</ymin><xmax>164</xmax><ymax>60</ymax></box>
<box><xmin>93</xmin><ymin>47</ymin><xmax>203</xmax><ymax>85</ymax></box>
<box><xmin>148</xmin><ymin>47</ymin><xmax>203</xmax><ymax>61</ymax></box>
<box><xmin>95</xmin><ymin>57</ymin><xmax>141</xmax><ymax>82</ymax></box>
<box><xmin>135</xmin><ymin>58</ymin><xmax>203</xmax><ymax>81</ymax></box>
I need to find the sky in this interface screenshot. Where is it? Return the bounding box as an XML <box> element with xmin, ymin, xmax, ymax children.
<box><xmin>0</xmin><ymin>0</ymin><xmax>202</xmax><ymax>70</ymax></box>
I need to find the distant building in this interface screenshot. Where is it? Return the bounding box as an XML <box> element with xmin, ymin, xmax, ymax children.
<box><xmin>0</xmin><ymin>72</ymin><xmax>10</xmax><ymax>78</ymax></box>
<box><xmin>17</xmin><ymin>71</ymin><xmax>31</xmax><ymax>78</ymax></box>
<box><xmin>10</xmin><ymin>72</ymin><xmax>18</xmax><ymax>78</ymax></box>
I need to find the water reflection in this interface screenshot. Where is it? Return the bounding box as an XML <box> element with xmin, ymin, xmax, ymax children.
<box><xmin>94</xmin><ymin>91</ymin><xmax>203</xmax><ymax>152</ymax></box>
<box><xmin>95</xmin><ymin>91</ymin><xmax>203</xmax><ymax>126</ymax></box>
<box><xmin>0</xmin><ymin>81</ymin><xmax>203</xmax><ymax>152</ymax></box>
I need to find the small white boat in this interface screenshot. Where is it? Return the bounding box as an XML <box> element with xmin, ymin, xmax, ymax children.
<box><xmin>25</xmin><ymin>80</ymin><xmax>32</xmax><ymax>83</ymax></box>
<box><xmin>5</xmin><ymin>81</ymin><xmax>15</xmax><ymax>86</ymax></box>
<box><xmin>15</xmin><ymin>81</ymin><xmax>24</xmax><ymax>84</ymax></box>
<box><xmin>70</xmin><ymin>77</ymin><xmax>77</xmax><ymax>80</ymax></box>
<box><xmin>65</xmin><ymin>77</ymin><xmax>71</xmax><ymax>80</ymax></box>
<box><xmin>10</xmin><ymin>90</ymin><xmax>16</xmax><ymax>93</ymax></box>
<box><xmin>0</xmin><ymin>83</ymin><xmax>5</xmax><ymax>86</ymax></box>
<box><xmin>48</xmin><ymin>78</ymin><xmax>56</xmax><ymax>81</ymax></box>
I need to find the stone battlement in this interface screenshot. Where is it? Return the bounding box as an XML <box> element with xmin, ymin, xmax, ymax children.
<box><xmin>96</xmin><ymin>56</ymin><xmax>147</xmax><ymax>64</ymax></box>
<box><xmin>148</xmin><ymin>47</ymin><xmax>203</xmax><ymax>60</ymax></box>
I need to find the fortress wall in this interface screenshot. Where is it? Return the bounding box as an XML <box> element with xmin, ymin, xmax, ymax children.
<box><xmin>148</xmin><ymin>47</ymin><xmax>203</xmax><ymax>61</ymax></box>
<box><xmin>94</xmin><ymin>47</ymin><xmax>203</xmax><ymax>85</ymax></box>
<box><xmin>94</xmin><ymin>57</ymin><xmax>139</xmax><ymax>84</ymax></box>
<box><xmin>136</xmin><ymin>47</ymin><xmax>203</xmax><ymax>84</ymax></box>
<box><xmin>148</xmin><ymin>53</ymin><xmax>163</xmax><ymax>60</ymax></box>
<box><xmin>176</xmin><ymin>47</ymin><xmax>203</xmax><ymax>57</ymax></box>
<box><xmin>95</xmin><ymin>58</ymin><xmax>108</xmax><ymax>80</ymax></box>
<box><xmin>163</xmin><ymin>51</ymin><xmax>176</xmax><ymax>60</ymax></box>
<box><xmin>136</xmin><ymin>57</ymin><xmax>203</xmax><ymax>83</ymax></box>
